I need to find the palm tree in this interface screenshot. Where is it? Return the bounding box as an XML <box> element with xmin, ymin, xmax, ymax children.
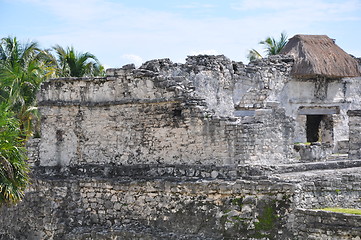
<box><xmin>0</xmin><ymin>38</ymin><xmax>105</xmax><ymax>205</ymax></box>
<box><xmin>247</xmin><ymin>32</ymin><xmax>288</xmax><ymax>61</ymax></box>
<box><xmin>0</xmin><ymin>38</ymin><xmax>105</xmax><ymax>137</ymax></box>
<box><xmin>0</xmin><ymin>37</ymin><xmax>48</xmax><ymax>205</ymax></box>
<box><xmin>247</xmin><ymin>49</ymin><xmax>263</xmax><ymax>61</ymax></box>
<box><xmin>51</xmin><ymin>45</ymin><xmax>105</xmax><ymax>77</ymax></box>
<box><xmin>260</xmin><ymin>32</ymin><xmax>288</xmax><ymax>56</ymax></box>
<box><xmin>0</xmin><ymin>37</ymin><xmax>46</xmax><ymax>136</ymax></box>
<box><xmin>0</xmin><ymin>103</ymin><xmax>29</xmax><ymax>206</ymax></box>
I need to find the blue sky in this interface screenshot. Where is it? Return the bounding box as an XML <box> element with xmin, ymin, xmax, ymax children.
<box><xmin>1</xmin><ymin>0</ymin><xmax>361</xmax><ymax>68</ymax></box>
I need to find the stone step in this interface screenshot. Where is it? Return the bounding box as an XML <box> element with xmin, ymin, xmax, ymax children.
<box><xmin>239</xmin><ymin>159</ymin><xmax>361</xmax><ymax>178</ymax></box>
<box><xmin>32</xmin><ymin>159</ymin><xmax>361</xmax><ymax>182</ymax></box>
<box><xmin>272</xmin><ymin>159</ymin><xmax>361</xmax><ymax>174</ymax></box>
<box><xmin>327</xmin><ymin>153</ymin><xmax>349</xmax><ymax>160</ymax></box>
<box><xmin>273</xmin><ymin>166</ymin><xmax>361</xmax><ymax>183</ymax></box>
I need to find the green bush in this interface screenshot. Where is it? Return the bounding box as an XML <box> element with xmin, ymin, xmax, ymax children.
<box><xmin>0</xmin><ymin>104</ymin><xmax>29</xmax><ymax>205</ymax></box>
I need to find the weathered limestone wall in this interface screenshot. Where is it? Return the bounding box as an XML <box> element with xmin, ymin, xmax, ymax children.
<box><xmin>36</xmin><ymin>102</ymin><xmax>295</xmax><ymax>166</ymax></box>
<box><xmin>35</xmin><ymin>55</ymin><xmax>361</xmax><ymax>166</ymax></box>
<box><xmin>35</xmin><ymin>55</ymin><xmax>297</xmax><ymax>167</ymax></box>
<box><xmin>295</xmin><ymin>173</ymin><xmax>361</xmax><ymax>209</ymax></box>
<box><xmin>348</xmin><ymin>110</ymin><xmax>361</xmax><ymax>158</ymax></box>
<box><xmin>0</xmin><ymin>177</ymin><xmax>295</xmax><ymax>240</ymax></box>
<box><xmin>39</xmin><ymin>56</ymin><xmax>244</xmax><ymax>117</ymax></box>
<box><xmin>277</xmin><ymin>166</ymin><xmax>361</xmax><ymax>239</ymax></box>
<box><xmin>293</xmin><ymin>209</ymin><xmax>361</xmax><ymax>239</ymax></box>
<box><xmin>233</xmin><ymin>55</ymin><xmax>293</xmax><ymax>109</ymax></box>
<box><xmin>4</xmin><ymin>163</ymin><xmax>361</xmax><ymax>239</ymax></box>
<box><xmin>231</xmin><ymin>55</ymin><xmax>361</xmax><ymax>152</ymax></box>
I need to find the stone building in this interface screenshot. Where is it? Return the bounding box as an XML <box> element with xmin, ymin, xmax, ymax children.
<box><xmin>1</xmin><ymin>35</ymin><xmax>361</xmax><ymax>239</ymax></box>
<box><xmin>280</xmin><ymin>35</ymin><xmax>361</xmax><ymax>155</ymax></box>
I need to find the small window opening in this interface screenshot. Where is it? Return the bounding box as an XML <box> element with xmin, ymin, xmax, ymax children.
<box><xmin>306</xmin><ymin>115</ymin><xmax>333</xmax><ymax>143</ymax></box>
<box><xmin>306</xmin><ymin>115</ymin><xmax>323</xmax><ymax>142</ymax></box>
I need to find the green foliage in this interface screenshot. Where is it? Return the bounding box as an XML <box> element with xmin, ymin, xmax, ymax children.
<box><xmin>0</xmin><ymin>37</ymin><xmax>44</xmax><ymax>106</ymax></box>
<box><xmin>0</xmin><ymin>36</ymin><xmax>105</xmax><ymax>205</ymax></box>
<box><xmin>247</xmin><ymin>32</ymin><xmax>288</xmax><ymax>61</ymax></box>
<box><xmin>319</xmin><ymin>208</ymin><xmax>361</xmax><ymax>215</ymax></box>
<box><xmin>51</xmin><ymin>45</ymin><xmax>105</xmax><ymax>77</ymax></box>
<box><xmin>259</xmin><ymin>32</ymin><xmax>288</xmax><ymax>56</ymax></box>
<box><xmin>255</xmin><ymin>204</ymin><xmax>277</xmax><ymax>231</ymax></box>
<box><xmin>247</xmin><ymin>49</ymin><xmax>263</xmax><ymax>61</ymax></box>
<box><xmin>0</xmin><ymin>103</ymin><xmax>29</xmax><ymax>205</ymax></box>
<box><xmin>294</xmin><ymin>142</ymin><xmax>311</xmax><ymax>145</ymax></box>
<box><xmin>0</xmin><ymin>37</ymin><xmax>105</xmax><ymax>137</ymax></box>
<box><xmin>252</xmin><ymin>200</ymin><xmax>278</xmax><ymax>239</ymax></box>
<box><xmin>0</xmin><ymin>37</ymin><xmax>46</xmax><ymax>137</ymax></box>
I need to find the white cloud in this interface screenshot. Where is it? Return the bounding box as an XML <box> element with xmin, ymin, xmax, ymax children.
<box><xmin>9</xmin><ymin>0</ymin><xmax>361</xmax><ymax>67</ymax></box>
<box><xmin>19</xmin><ymin>0</ymin><xmax>117</xmax><ymax>22</ymax></box>
<box><xmin>121</xmin><ymin>54</ymin><xmax>143</xmax><ymax>67</ymax></box>
<box><xmin>231</xmin><ymin>0</ymin><xmax>361</xmax><ymax>21</ymax></box>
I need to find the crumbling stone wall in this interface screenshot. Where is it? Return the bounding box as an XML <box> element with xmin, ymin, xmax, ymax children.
<box><xmin>294</xmin><ymin>173</ymin><xmax>361</xmax><ymax>209</ymax></box>
<box><xmin>33</xmin><ymin>55</ymin><xmax>361</xmax><ymax>166</ymax></box>
<box><xmin>348</xmin><ymin>110</ymin><xmax>361</xmax><ymax>158</ymax></box>
<box><xmin>233</xmin><ymin>55</ymin><xmax>293</xmax><ymax>109</ymax></box>
<box><xmin>274</xmin><ymin>165</ymin><xmax>361</xmax><ymax>239</ymax></box>
<box><xmin>36</xmin><ymin>101</ymin><xmax>295</xmax><ymax>167</ymax></box>
<box><xmin>35</xmin><ymin>55</ymin><xmax>297</xmax><ymax>167</ymax></box>
<box><xmin>0</xmin><ymin>176</ymin><xmax>295</xmax><ymax>240</ymax></box>
<box><xmin>233</xmin><ymin>55</ymin><xmax>361</xmax><ymax>153</ymax></box>
<box><xmin>293</xmin><ymin>209</ymin><xmax>361</xmax><ymax>239</ymax></box>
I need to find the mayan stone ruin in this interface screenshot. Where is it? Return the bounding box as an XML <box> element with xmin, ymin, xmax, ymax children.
<box><xmin>1</xmin><ymin>34</ymin><xmax>361</xmax><ymax>239</ymax></box>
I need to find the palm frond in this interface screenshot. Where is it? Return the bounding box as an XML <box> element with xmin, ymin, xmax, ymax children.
<box><xmin>247</xmin><ymin>49</ymin><xmax>263</xmax><ymax>61</ymax></box>
<box><xmin>50</xmin><ymin>45</ymin><xmax>104</xmax><ymax>77</ymax></box>
<box><xmin>0</xmin><ymin>103</ymin><xmax>29</xmax><ymax>206</ymax></box>
<box><xmin>258</xmin><ymin>32</ymin><xmax>288</xmax><ymax>57</ymax></box>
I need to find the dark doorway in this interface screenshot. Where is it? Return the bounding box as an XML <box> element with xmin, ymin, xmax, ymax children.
<box><xmin>306</xmin><ymin>115</ymin><xmax>323</xmax><ymax>142</ymax></box>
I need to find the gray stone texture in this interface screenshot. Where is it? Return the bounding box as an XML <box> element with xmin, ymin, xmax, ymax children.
<box><xmin>294</xmin><ymin>209</ymin><xmax>361</xmax><ymax>239</ymax></box>
<box><xmin>1</xmin><ymin>54</ymin><xmax>361</xmax><ymax>239</ymax></box>
<box><xmin>35</xmin><ymin>55</ymin><xmax>297</xmax><ymax>167</ymax></box>
<box><xmin>348</xmin><ymin>110</ymin><xmax>361</xmax><ymax>158</ymax></box>
<box><xmin>0</xmin><ymin>177</ymin><xmax>294</xmax><ymax>240</ymax></box>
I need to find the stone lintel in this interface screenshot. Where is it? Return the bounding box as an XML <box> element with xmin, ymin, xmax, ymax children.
<box><xmin>234</xmin><ymin>110</ymin><xmax>255</xmax><ymax>117</ymax></box>
<box><xmin>298</xmin><ymin>107</ymin><xmax>339</xmax><ymax>115</ymax></box>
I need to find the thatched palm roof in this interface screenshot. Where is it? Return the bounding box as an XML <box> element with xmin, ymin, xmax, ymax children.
<box><xmin>280</xmin><ymin>34</ymin><xmax>360</xmax><ymax>79</ymax></box>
